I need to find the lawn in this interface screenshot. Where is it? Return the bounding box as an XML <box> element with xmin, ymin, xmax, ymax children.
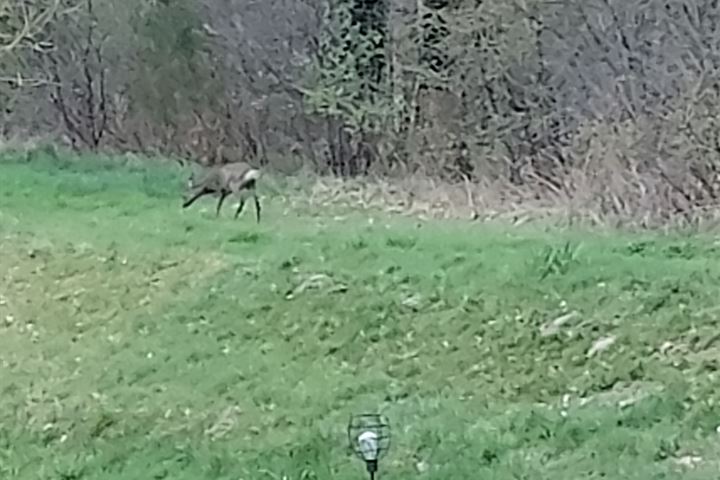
<box><xmin>1</xmin><ymin>151</ymin><xmax>719</xmax><ymax>479</ymax></box>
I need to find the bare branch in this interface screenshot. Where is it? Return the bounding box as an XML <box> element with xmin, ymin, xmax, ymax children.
<box><xmin>0</xmin><ymin>0</ymin><xmax>61</xmax><ymax>58</ymax></box>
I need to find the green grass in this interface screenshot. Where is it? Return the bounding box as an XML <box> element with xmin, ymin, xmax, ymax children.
<box><xmin>1</xmin><ymin>151</ymin><xmax>720</xmax><ymax>478</ymax></box>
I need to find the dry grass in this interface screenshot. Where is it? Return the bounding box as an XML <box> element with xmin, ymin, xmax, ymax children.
<box><xmin>272</xmin><ymin>114</ymin><xmax>720</xmax><ymax>232</ymax></box>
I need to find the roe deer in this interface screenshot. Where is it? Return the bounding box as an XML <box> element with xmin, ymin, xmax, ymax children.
<box><xmin>182</xmin><ymin>161</ymin><xmax>262</xmax><ymax>222</ymax></box>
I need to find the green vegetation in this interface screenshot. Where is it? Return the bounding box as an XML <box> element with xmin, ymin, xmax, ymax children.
<box><xmin>1</xmin><ymin>152</ymin><xmax>720</xmax><ymax>479</ymax></box>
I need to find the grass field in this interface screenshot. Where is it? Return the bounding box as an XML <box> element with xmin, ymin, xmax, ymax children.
<box><xmin>1</xmin><ymin>151</ymin><xmax>720</xmax><ymax>479</ymax></box>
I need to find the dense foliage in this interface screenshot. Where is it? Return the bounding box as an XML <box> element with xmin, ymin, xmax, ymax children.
<box><xmin>4</xmin><ymin>0</ymin><xmax>720</xmax><ymax>226</ymax></box>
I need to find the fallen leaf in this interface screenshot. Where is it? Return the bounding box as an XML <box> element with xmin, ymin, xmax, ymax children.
<box><xmin>587</xmin><ymin>335</ymin><xmax>617</xmax><ymax>357</ymax></box>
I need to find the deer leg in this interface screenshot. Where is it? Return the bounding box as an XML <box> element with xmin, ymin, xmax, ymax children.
<box><xmin>234</xmin><ymin>193</ymin><xmax>246</xmax><ymax>219</ymax></box>
<box><xmin>216</xmin><ymin>190</ymin><xmax>229</xmax><ymax>217</ymax></box>
<box><xmin>183</xmin><ymin>189</ymin><xmax>209</xmax><ymax>208</ymax></box>
<box><xmin>252</xmin><ymin>188</ymin><xmax>261</xmax><ymax>223</ymax></box>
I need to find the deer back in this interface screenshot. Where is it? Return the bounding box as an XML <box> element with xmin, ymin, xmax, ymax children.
<box><xmin>187</xmin><ymin>165</ymin><xmax>222</xmax><ymax>193</ymax></box>
<box><xmin>221</xmin><ymin>162</ymin><xmax>261</xmax><ymax>191</ymax></box>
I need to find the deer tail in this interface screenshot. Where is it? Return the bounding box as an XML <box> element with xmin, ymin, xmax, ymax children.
<box><xmin>243</xmin><ymin>169</ymin><xmax>261</xmax><ymax>182</ymax></box>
